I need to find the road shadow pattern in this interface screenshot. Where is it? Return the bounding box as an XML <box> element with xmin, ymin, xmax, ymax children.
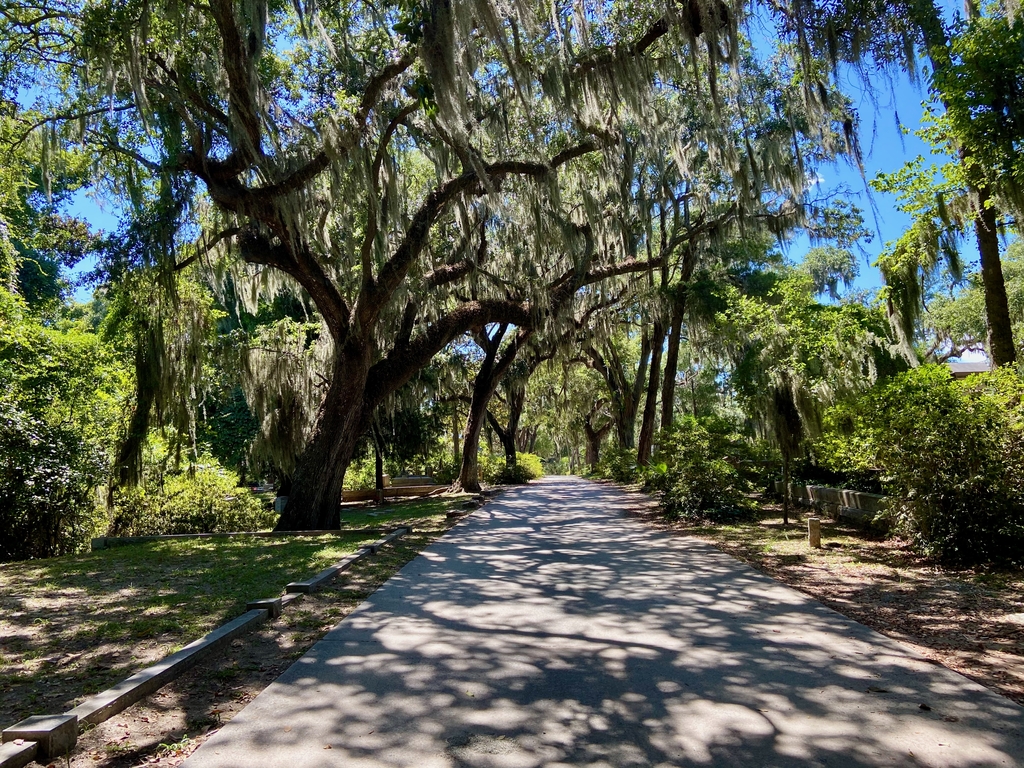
<box><xmin>183</xmin><ymin>477</ymin><xmax>1024</xmax><ymax>768</ymax></box>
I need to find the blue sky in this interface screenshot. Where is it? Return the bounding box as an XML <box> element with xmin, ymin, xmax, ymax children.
<box><xmin>786</xmin><ymin>68</ymin><xmax>935</xmax><ymax>295</ymax></box>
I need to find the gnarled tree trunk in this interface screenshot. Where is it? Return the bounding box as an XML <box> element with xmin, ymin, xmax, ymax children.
<box><xmin>457</xmin><ymin>326</ymin><xmax>530</xmax><ymax>492</ymax></box>
<box><xmin>275</xmin><ymin>345</ymin><xmax>373</xmax><ymax>530</ymax></box>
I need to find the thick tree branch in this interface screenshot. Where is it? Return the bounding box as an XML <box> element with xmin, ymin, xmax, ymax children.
<box><xmin>173</xmin><ymin>227</ymin><xmax>241</xmax><ymax>271</ymax></box>
<box><xmin>361</xmin><ymin>139</ymin><xmax>606</xmax><ymax>328</ymax></box>
<box><xmin>208</xmin><ymin>0</ymin><xmax>264</xmax><ymax>162</ymax></box>
<box><xmin>365</xmin><ymin>300</ymin><xmax>532</xmax><ymax>405</ymax></box>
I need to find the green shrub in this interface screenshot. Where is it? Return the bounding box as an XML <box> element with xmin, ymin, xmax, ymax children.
<box><xmin>428</xmin><ymin>455</ymin><xmax>459</xmax><ymax>485</ymax></box>
<box><xmin>110</xmin><ymin>462</ymin><xmax>276</xmax><ymax>536</ymax></box>
<box><xmin>343</xmin><ymin>455</ymin><xmax>377</xmax><ymax>490</ymax></box>
<box><xmin>816</xmin><ymin>365</ymin><xmax>1024</xmax><ymax>565</ymax></box>
<box><xmin>480</xmin><ymin>451</ymin><xmax>544</xmax><ymax>484</ymax></box>
<box><xmin>643</xmin><ymin>416</ymin><xmax>758</xmax><ymax>522</ymax></box>
<box><xmin>593</xmin><ymin>446</ymin><xmax>641</xmax><ymax>483</ymax></box>
<box><xmin>0</xmin><ymin>403</ymin><xmax>106</xmax><ymax>561</ymax></box>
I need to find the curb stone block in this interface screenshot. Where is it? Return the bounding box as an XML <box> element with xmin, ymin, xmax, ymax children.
<box><xmin>246</xmin><ymin>597</ymin><xmax>283</xmax><ymax>618</ymax></box>
<box><xmin>2</xmin><ymin>714</ymin><xmax>76</xmax><ymax>760</ymax></box>
<box><xmin>66</xmin><ymin>609</ymin><xmax>268</xmax><ymax>725</ymax></box>
<box><xmin>0</xmin><ymin>741</ymin><xmax>37</xmax><ymax>768</ymax></box>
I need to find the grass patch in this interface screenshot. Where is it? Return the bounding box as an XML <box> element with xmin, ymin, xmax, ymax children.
<box><xmin>0</xmin><ymin>533</ymin><xmax>375</xmax><ymax>723</ymax></box>
<box><xmin>338</xmin><ymin>495</ymin><xmax>470</xmax><ymax>528</ymax></box>
<box><xmin>0</xmin><ymin>493</ymin><xmax>473</xmax><ymax>728</ymax></box>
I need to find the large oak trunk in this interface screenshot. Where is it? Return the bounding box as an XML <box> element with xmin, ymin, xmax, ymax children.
<box><xmin>275</xmin><ymin>347</ymin><xmax>371</xmax><ymax>530</ymax></box>
<box><xmin>458</xmin><ymin>383</ymin><xmax>492</xmax><ymax>493</ymax></box>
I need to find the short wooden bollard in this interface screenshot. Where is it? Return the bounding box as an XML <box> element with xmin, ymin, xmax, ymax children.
<box><xmin>808</xmin><ymin>517</ymin><xmax>822</xmax><ymax>548</ymax></box>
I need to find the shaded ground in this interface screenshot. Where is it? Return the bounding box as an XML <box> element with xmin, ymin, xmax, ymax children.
<box><xmin>0</xmin><ymin>495</ymin><xmax>473</xmax><ymax>768</ymax></box>
<box><xmin>620</xmin><ymin>488</ymin><xmax>1024</xmax><ymax>706</ymax></box>
<box><xmin>179</xmin><ymin>476</ymin><xmax>1024</xmax><ymax>768</ymax></box>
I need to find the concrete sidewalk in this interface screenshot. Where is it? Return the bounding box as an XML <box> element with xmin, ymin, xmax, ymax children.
<box><xmin>183</xmin><ymin>476</ymin><xmax>1024</xmax><ymax>767</ymax></box>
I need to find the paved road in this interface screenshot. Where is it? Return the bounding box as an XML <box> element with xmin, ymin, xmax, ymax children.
<box><xmin>184</xmin><ymin>476</ymin><xmax>1024</xmax><ymax>767</ymax></box>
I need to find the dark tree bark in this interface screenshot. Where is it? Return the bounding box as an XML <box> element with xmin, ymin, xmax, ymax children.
<box><xmin>584</xmin><ymin>416</ymin><xmax>613</xmax><ymax>473</ymax></box>
<box><xmin>486</xmin><ymin>411</ymin><xmax>518</xmax><ymax>469</ymax></box>
<box><xmin>637</xmin><ymin>318</ymin><xmax>666</xmax><ymax>464</ymax></box>
<box><xmin>277</xmin><ymin>345</ymin><xmax>373</xmax><ymax>529</ymax></box>
<box><xmin>452</xmin><ymin>409</ymin><xmax>461</xmax><ymax>467</ymax></box>
<box><xmin>373</xmin><ymin>429</ymin><xmax>385</xmax><ymax>506</ymax></box>
<box><xmin>975</xmin><ymin>189</ymin><xmax>1017</xmax><ymax>366</ymax></box>
<box><xmin>587</xmin><ymin>331</ymin><xmax>650</xmax><ymax>450</ymax></box>
<box><xmin>660</xmin><ymin>304</ymin><xmax>683</xmax><ymax>430</ymax></box>
<box><xmin>457</xmin><ymin>326</ymin><xmax>530</xmax><ymax>492</ymax></box>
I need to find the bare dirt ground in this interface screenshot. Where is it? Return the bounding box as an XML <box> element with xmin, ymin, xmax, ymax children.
<box><xmin>620</xmin><ymin>487</ymin><xmax>1024</xmax><ymax>707</ymax></box>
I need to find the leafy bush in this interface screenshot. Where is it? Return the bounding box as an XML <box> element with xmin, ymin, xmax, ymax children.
<box><xmin>480</xmin><ymin>452</ymin><xmax>544</xmax><ymax>484</ymax></box>
<box><xmin>643</xmin><ymin>417</ymin><xmax>758</xmax><ymax>522</ymax></box>
<box><xmin>0</xmin><ymin>403</ymin><xmax>106</xmax><ymax>561</ymax></box>
<box><xmin>343</xmin><ymin>454</ymin><xmax>378</xmax><ymax>490</ymax></box>
<box><xmin>428</xmin><ymin>455</ymin><xmax>459</xmax><ymax>485</ymax></box>
<box><xmin>593</xmin><ymin>446</ymin><xmax>641</xmax><ymax>483</ymax></box>
<box><xmin>816</xmin><ymin>365</ymin><xmax>1024</xmax><ymax>564</ymax></box>
<box><xmin>109</xmin><ymin>462</ymin><xmax>275</xmax><ymax>536</ymax></box>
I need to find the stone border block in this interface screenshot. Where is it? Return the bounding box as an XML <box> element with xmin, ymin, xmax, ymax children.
<box><xmin>2</xmin><ymin>714</ymin><xmax>76</xmax><ymax>760</ymax></box>
<box><xmin>0</xmin><ymin>741</ymin><xmax>37</xmax><ymax>768</ymax></box>
<box><xmin>283</xmin><ymin>529</ymin><xmax>408</xmax><ymax>593</ymax></box>
<box><xmin>246</xmin><ymin>597</ymin><xmax>283</xmax><ymax>618</ymax></box>
<box><xmin>67</xmin><ymin>609</ymin><xmax>268</xmax><ymax>725</ymax></box>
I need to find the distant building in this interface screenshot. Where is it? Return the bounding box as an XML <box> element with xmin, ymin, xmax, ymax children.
<box><xmin>947</xmin><ymin>361</ymin><xmax>992</xmax><ymax>379</ymax></box>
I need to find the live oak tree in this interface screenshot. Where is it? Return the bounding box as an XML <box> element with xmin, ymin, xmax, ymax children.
<box><xmin>5</xmin><ymin>0</ymin><xmax>936</xmax><ymax>527</ymax></box>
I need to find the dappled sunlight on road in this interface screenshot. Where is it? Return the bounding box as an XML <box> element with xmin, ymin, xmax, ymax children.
<box><xmin>184</xmin><ymin>477</ymin><xmax>1024</xmax><ymax>768</ymax></box>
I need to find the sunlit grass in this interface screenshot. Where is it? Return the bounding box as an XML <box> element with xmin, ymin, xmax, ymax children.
<box><xmin>0</xmin><ymin>494</ymin><xmax>467</xmax><ymax>726</ymax></box>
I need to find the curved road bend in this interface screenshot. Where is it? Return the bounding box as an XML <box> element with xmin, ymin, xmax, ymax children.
<box><xmin>183</xmin><ymin>475</ymin><xmax>1024</xmax><ymax>767</ymax></box>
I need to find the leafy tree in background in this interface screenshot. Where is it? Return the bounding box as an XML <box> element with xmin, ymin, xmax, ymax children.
<box><xmin>3</xmin><ymin>0</ymin><xmax>925</xmax><ymax>528</ymax></box>
<box><xmin>921</xmin><ymin>241</ymin><xmax>1024</xmax><ymax>361</ymax></box>
<box><xmin>0</xmin><ymin>286</ymin><xmax>126</xmax><ymax>560</ymax></box>
<box><xmin>873</xmin><ymin>3</ymin><xmax>1024</xmax><ymax>367</ymax></box>
<box><xmin>723</xmin><ymin>272</ymin><xmax>896</xmax><ymax>523</ymax></box>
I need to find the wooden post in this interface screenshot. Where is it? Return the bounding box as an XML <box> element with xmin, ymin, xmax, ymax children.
<box><xmin>808</xmin><ymin>517</ymin><xmax>821</xmax><ymax>549</ymax></box>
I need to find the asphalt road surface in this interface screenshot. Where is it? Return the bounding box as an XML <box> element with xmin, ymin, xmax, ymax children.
<box><xmin>183</xmin><ymin>476</ymin><xmax>1024</xmax><ymax>767</ymax></box>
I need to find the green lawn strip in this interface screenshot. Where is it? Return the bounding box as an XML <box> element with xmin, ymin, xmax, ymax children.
<box><xmin>337</xmin><ymin>495</ymin><xmax>473</xmax><ymax>529</ymax></box>
<box><xmin>0</xmin><ymin>495</ymin><xmax>472</xmax><ymax>726</ymax></box>
<box><xmin>0</xmin><ymin>533</ymin><xmax>377</xmax><ymax>724</ymax></box>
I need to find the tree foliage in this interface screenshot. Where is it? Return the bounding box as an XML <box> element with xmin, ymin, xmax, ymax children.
<box><xmin>817</xmin><ymin>365</ymin><xmax>1024</xmax><ymax>565</ymax></box>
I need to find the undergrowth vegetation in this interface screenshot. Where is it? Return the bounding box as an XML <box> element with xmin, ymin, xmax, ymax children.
<box><xmin>109</xmin><ymin>465</ymin><xmax>274</xmax><ymax>536</ymax></box>
<box><xmin>594</xmin><ymin>417</ymin><xmax>773</xmax><ymax>523</ymax></box>
<box><xmin>816</xmin><ymin>365</ymin><xmax>1024</xmax><ymax>565</ymax></box>
<box><xmin>481</xmin><ymin>452</ymin><xmax>545</xmax><ymax>484</ymax></box>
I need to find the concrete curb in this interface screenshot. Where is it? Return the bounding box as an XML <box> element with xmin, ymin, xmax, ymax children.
<box><xmin>1</xmin><ymin>527</ymin><xmax>412</xmax><ymax>764</ymax></box>
<box><xmin>68</xmin><ymin>609</ymin><xmax>269</xmax><ymax>726</ymax></box>
<box><xmin>0</xmin><ymin>740</ymin><xmax>37</xmax><ymax>768</ymax></box>
<box><xmin>285</xmin><ymin>527</ymin><xmax>410</xmax><ymax>593</ymax></box>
